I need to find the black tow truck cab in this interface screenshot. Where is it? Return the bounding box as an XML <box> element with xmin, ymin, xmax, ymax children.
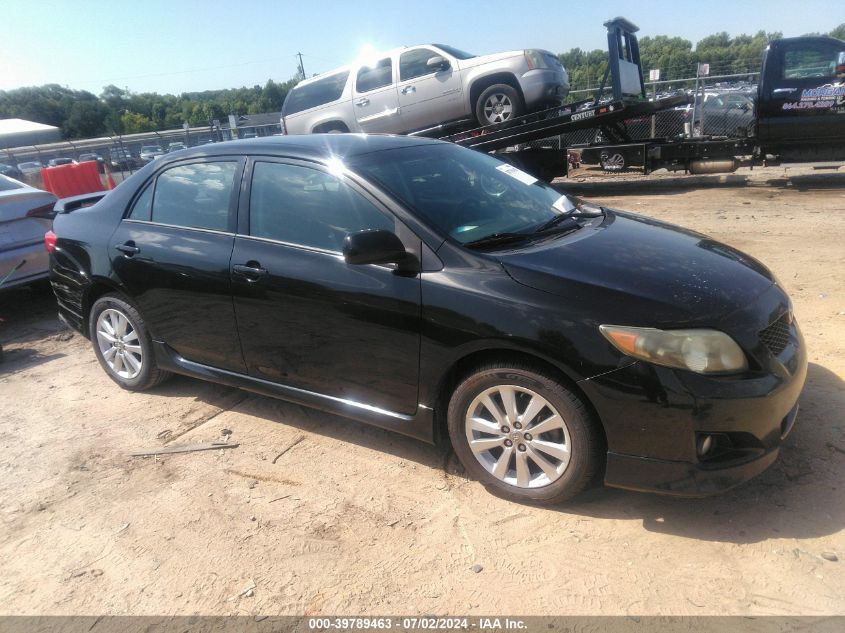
<box><xmin>439</xmin><ymin>19</ymin><xmax>845</xmax><ymax>178</ymax></box>
<box><xmin>757</xmin><ymin>37</ymin><xmax>845</xmax><ymax>162</ymax></box>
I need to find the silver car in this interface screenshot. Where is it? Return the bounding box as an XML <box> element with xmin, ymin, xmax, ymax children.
<box><xmin>282</xmin><ymin>44</ymin><xmax>568</xmax><ymax>135</ymax></box>
<box><xmin>0</xmin><ymin>175</ymin><xmax>57</xmax><ymax>289</ymax></box>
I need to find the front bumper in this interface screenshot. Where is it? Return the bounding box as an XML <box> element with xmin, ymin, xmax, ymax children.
<box><xmin>578</xmin><ymin>290</ymin><xmax>807</xmax><ymax>496</ymax></box>
<box><xmin>519</xmin><ymin>69</ymin><xmax>569</xmax><ymax>109</ymax></box>
<box><xmin>604</xmin><ymin>402</ymin><xmax>798</xmax><ymax>496</ymax></box>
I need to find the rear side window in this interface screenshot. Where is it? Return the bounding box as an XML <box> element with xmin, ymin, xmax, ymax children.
<box><xmin>151</xmin><ymin>162</ymin><xmax>237</xmax><ymax>231</ymax></box>
<box><xmin>356</xmin><ymin>58</ymin><xmax>393</xmax><ymax>93</ymax></box>
<box><xmin>400</xmin><ymin>48</ymin><xmax>439</xmax><ymax>81</ymax></box>
<box><xmin>249</xmin><ymin>162</ymin><xmax>394</xmax><ymax>252</ymax></box>
<box><xmin>128</xmin><ymin>183</ymin><xmax>153</xmax><ymax>221</ymax></box>
<box><xmin>282</xmin><ymin>71</ymin><xmax>350</xmax><ymax>115</ymax></box>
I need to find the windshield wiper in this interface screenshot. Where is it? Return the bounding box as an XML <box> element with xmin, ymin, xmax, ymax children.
<box><xmin>463</xmin><ymin>232</ymin><xmax>533</xmax><ymax>249</ymax></box>
<box><xmin>532</xmin><ymin>214</ymin><xmax>581</xmax><ymax>234</ymax></box>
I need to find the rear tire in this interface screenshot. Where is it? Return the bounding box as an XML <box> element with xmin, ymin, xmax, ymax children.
<box><xmin>89</xmin><ymin>293</ymin><xmax>171</xmax><ymax>391</ymax></box>
<box><xmin>475</xmin><ymin>84</ymin><xmax>524</xmax><ymax>127</ymax></box>
<box><xmin>447</xmin><ymin>362</ymin><xmax>603</xmax><ymax>504</ymax></box>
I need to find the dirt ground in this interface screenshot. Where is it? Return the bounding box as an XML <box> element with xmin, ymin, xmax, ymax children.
<box><xmin>0</xmin><ymin>165</ymin><xmax>843</xmax><ymax>616</ymax></box>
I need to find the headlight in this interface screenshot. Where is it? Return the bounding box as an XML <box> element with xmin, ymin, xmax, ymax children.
<box><xmin>599</xmin><ymin>325</ymin><xmax>748</xmax><ymax>374</ymax></box>
<box><xmin>524</xmin><ymin>50</ymin><xmax>549</xmax><ymax>70</ymax></box>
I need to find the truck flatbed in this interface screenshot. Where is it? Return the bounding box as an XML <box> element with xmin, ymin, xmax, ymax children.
<box><xmin>432</xmin><ymin>17</ymin><xmax>845</xmax><ymax>180</ymax></box>
<box><xmin>443</xmin><ymin>94</ymin><xmax>691</xmax><ymax>153</ymax></box>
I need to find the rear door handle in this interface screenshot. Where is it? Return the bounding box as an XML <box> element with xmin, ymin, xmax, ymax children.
<box><xmin>400</xmin><ymin>85</ymin><xmax>416</xmax><ymax>95</ymax></box>
<box><xmin>355</xmin><ymin>98</ymin><xmax>370</xmax><ymax>107</ymax></box>
<box><xmin>232</xmin><ymin>263</ymin><xmax>267</xmax><ymax>281</ymax></box>
<box><xmin>115</xmin><ymin>242</ymin><xmax>140</xmax><ymax>255</ymax></box>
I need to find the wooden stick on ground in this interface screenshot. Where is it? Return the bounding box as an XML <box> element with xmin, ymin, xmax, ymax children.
<box><xmin>129</xmin><ymin>442</ymin><xmax>239</xmax><ymax>457</ymax></box>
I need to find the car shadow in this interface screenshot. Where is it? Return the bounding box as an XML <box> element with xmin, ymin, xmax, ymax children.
<box><xmin>0</xmin><ymin>281</ymin><xmax>66</xmax><ymax>347</ymax></box>
<box><xmin>0</xmin><ymin>347</ymin><xmax>65</xmax><ymax>374</ymax></box>
<box><xmin>549</xmin><ymin>362</ymin><xmax>845</xmax><ymax>543</ymax></box>
<box><xmin>153</xmin><ymin>361</ymin><xmax>844</xmax><ymax>544</ymax></box>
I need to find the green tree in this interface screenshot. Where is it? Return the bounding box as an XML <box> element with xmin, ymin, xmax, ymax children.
<box><xmin>120</xmin><ymin>111</ymin><xmax>154</xmax><ymax>133</ymax></box>
<box><xmin>63</xmin><ymin>100</ymin><xmax>109</xmax><ymax>138</ymax></box>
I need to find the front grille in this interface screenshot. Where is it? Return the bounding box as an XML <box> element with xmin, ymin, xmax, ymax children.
<box><xmin>759</xmin><ymin>315</ymin><xmax>790</xmax><ymax>356</ymax></box>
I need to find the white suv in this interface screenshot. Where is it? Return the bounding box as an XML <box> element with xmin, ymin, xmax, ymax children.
<box><xmin>281</xmin><ymin>44</ymin><xmax>569</xmax><ymax>135</ymax></box>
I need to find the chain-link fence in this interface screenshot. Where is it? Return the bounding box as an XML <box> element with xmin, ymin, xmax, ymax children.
<box><xmin>525</xmin><ymin>72</ymin><xmax>760</xmax><ymax>170</ymax></box>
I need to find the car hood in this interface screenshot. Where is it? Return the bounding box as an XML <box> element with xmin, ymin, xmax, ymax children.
<box><xmin>458</xmin><ymin>50</ymin><xmax>524</xmax><ymax>69</ymax></box>
<box><xmin>496</xmin><ymin>210</ymin><xmax>775</xmax><ymax>326</ymax></box>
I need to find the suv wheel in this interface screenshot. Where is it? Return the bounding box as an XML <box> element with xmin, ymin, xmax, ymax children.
<box><xmin>475</xmin><ymin>84</ymin><xmax>524</xmax><ymax>126</ymax></box>
<box><xmin>89</xmin><ymin>293</ymin><xmax>171</xmax><ymax>391</ymax></box>
<box><xmin>447</xmin><ymin>362</ymin><xmax>602</xmax><ymax>504</ymax></box>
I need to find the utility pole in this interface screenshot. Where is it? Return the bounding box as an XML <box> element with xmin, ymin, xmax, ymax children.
<box><xmin>297</xmin><ymin>53</ymin><xmax>306</xmax><ymax>80</ymax></box>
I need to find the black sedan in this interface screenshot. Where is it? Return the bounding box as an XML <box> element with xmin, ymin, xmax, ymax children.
<box><xmin>47</xmin><ymin>135</ymin><xmax>806</xmax><ymax>503</ymax></box>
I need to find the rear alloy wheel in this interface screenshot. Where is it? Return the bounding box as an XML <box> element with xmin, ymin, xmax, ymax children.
<box><xmin>448</xmin><ymin>363</ymin><xmax>602</xmax><ymax>504</ymax></box>
<box><xmin>89</xmin><ymin>293</ymin><xmax>171</xmax><ymax>391</ymax></box>
<box><xmin>475</xmin><ymin>84</ymin><xmax>524</xmax><ymax>126</ymax></box>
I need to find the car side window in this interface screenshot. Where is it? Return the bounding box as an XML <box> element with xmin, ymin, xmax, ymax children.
<box><xmin>356</xmin><ymin>58</ymin><xmax>393</xmax><ymax>93</ymax></box>
<box><xmin>128</xmin><ymin>182</ymin><xmax>153</xmax><ymax>221</ymax></box>
<box><xmin>249</xmin><ymin>162</ymin><xmax>394</xmax><ymax>252</ymax></box>
<box><xmin>400</xmin><ymin>48</ymin><xmax>439</xmax><ymax>81</ymax></box>
<box><xmin>151</xmin><ymin>162</ymin><xmax>237</xmax><ymax>231</ymax></box>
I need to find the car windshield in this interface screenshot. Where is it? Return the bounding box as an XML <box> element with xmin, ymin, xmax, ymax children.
<box><xmin>142</xmin><ymin>146</ymin><xmax>159</xmax><ymax>152</ymax></box>
<box><xmin>350</xmin><ymin>143</ymin><xmax>579</xmax><ymax>245</ymax></box>
<box><xmin>432</xmin><ymin>44</ymin><xmax>476</xmax><ymax>60</ymax></box>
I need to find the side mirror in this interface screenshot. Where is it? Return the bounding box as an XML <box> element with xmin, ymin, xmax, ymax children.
<box><xmin>426</xmin><ymin>56</ymin><xmax>450</xmax><ymax>72</ymax></box>
<box><xmin>343</xmin><ymin>229</ymin><xmax>417</xmax><ymax>270</ymax></box>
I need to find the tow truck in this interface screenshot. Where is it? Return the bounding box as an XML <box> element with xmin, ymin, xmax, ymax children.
<box><xmin>424</xmin><ymin>18</ymin><xmax>845</xmax><ymax>180</ymax></box>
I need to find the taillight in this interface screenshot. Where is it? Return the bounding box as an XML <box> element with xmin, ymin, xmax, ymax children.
<box><xmin>44</xmin><ymin>230</ymin><xmax>57</xmax><ymax>253</ymax></box>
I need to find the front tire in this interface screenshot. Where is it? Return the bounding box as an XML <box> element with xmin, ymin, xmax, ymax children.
<box><xmin>475</xmin><ymin>84</ymin><xmax>524</xmax><ymax>127</ymax></box>
<box><xmin>447</xmin><ymin>363</ymin><xmax>602</xmax><ymax>504</ymax></box>
<box><xmin>89</xmin><ymin>293</ymin><xmax>171</xmax><ymax>391</ymax></box>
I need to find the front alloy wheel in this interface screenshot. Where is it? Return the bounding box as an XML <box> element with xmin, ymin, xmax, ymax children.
<box><xmin>483</xmin><ymin>93</ymin><xmax>515</xmax><ymax>124</ymax></box>
<box><xmin>465</xmin><ymin>385</ymin><xmax>571</xmax><ymax>488</ymax></box>
<box><xmin>447</xmin><ymin>363</ymin><xmax>603</xmax><ymax>504</ymax></box>
<box><xmin>475</xmin><ymin>84</ymin><xmax>524</xmax><ymax>127</ymax></box>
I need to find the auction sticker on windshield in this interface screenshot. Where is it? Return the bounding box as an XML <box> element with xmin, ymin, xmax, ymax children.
<box><xmin>496</xmin><ymin>163</ymin><xmax>537</xmax><ymax>185</ymax></box>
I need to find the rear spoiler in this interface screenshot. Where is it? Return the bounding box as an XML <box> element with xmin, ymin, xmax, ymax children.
<box><xmin>53</xmin><ymin>191</ymin><xmax>109</xmax><ymax>214</ymax></box>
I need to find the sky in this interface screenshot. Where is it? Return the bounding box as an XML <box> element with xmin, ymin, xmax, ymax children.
<box><xmin>1</xmin><ymin>0</ymin><xmax>841</xmax><ymax>96</ymax></box>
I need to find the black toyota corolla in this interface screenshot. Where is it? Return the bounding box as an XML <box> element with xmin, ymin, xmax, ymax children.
<box><xmin>47</xmin><ymin>135</ymin><xmax>806</xmax><ymax>504</ymax></box>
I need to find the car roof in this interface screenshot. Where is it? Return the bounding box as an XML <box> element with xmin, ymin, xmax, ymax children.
<box><xmin>159</xmin><ymin>134</ymin><xmax>449</xmax><ymax>164</ymax></box>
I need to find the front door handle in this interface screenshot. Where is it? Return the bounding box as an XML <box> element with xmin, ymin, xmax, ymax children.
<box><xmin>355</xmin><ymin>98</ymin><xmax>370</xmax><ymax>107</ymax></box>
<box><xmin>115</xmin><ymin>242</ymin><xmax>140</xmax><ymax>256</ymax></box>
<box><xmin>772</xmin><ymin>88</ymin><xmax>797</xmax><ymax>94</ymax></box>
<box><xmin>400</xmin><ymin>85</ymin><xmax>416</xmax><ymax>95</ymax></box>
<box><xmin>232</xmin><ymin>263</ymin><xmax>267</xmax><ymax>281</ymax></box>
